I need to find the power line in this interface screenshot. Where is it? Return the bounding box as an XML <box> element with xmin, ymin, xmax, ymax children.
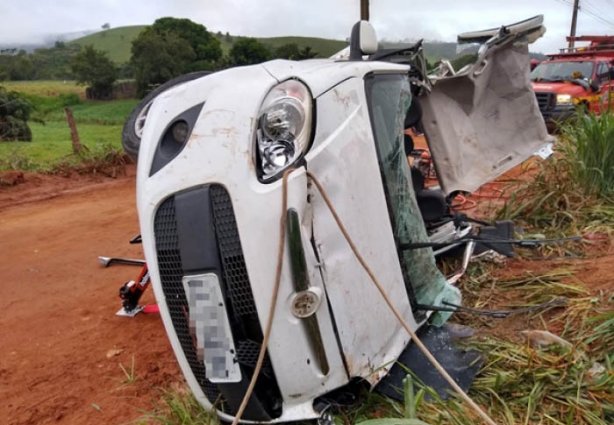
<box><xmin>580</xmin><ymin>0</ymin><xmax>614</xmax><ymax>28</ymax></box>
<box><xmin>551</xmin><ymin>0</ymin><xmax>614</xmax><ymax>31</ymax></box>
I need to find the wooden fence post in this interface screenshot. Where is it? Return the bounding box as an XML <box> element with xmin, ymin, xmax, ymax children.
<box><xmin>64</xmin><ymin>107</ymin><xmax>83</xmax><ymax>154</ymax></box>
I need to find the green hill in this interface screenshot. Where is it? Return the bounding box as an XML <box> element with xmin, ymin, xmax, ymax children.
<box><xmin>71</xmin><ymin>26</ymin><xmax>347</xmax><ymax>63</ymax></box>
<box><xmin>71</xmin><ymin>25</ymin><xmax>476</xmax><ymax>65</ymax></box>
<box><xmin>70</xmin><ymin>26</ymin><xmax>146</xmax><ymax>63</ymax></box>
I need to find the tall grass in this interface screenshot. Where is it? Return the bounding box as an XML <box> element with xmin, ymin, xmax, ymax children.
<box><xmin>560</xmin><ymin>113</ymin><xmax>614</xmax><ymax>199</ymax></box>
<box><xmin>498</xmin><ymin>113</ymin><xmax>614</xmax><ymax>234</ymax></box>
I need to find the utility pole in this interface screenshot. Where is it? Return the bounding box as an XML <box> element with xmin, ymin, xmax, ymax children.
<box><xmin>569</xmin><ymin>0</ymin><xmax>580</xmax><ymax>49</ymax></box>
<box><xmin>360</xmin><ymin>0</ymin><xmax>369</xmax><ymax>21</ymax></box>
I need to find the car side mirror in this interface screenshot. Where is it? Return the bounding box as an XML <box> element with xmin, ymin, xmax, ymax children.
<box><xmin>610</xmin><ymin>68</ymin><xmax>614</xmax><ymax>80</ymax></box>
<box><xmin>349</xmin><ymin>21</ymin><xmax>378</xmax><ymax>61</ymax></box>
<box><xmin>590</xmin><ymin>79</ymin><xmax>600</xmax><ymax>92</ymax></box>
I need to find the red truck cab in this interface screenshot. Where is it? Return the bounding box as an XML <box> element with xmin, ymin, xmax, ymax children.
<box><xmin>531</xmin><ymin>35</ymin><xmax>614</xmax><ymax>129</ymax></box>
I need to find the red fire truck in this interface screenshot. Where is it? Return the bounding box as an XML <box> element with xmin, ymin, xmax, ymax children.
<box><xmin>531</xmin><ymin>35</ymin><xmax>614</xmax><ymax>129</ymax></box>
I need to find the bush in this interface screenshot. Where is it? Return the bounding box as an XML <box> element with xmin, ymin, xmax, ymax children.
<box><xmin>0</xmin><ymin>86</ymin><xmax>33</xmax><ymax>141</ymax></box>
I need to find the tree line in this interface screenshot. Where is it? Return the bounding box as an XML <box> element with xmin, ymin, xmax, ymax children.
<box><xmin>0</xmin><ymin>17</ymin><xmax>320</xmax><ymax>98</ymax></box>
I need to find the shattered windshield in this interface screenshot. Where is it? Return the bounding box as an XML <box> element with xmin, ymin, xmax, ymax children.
<box><xmin>530</xmin><ymin>61</ymin><xmax>594</xmax><ymax>82</ymax></box>
<box><xmin>365</xmin><ymin>73</ymin><xmax>460</xmax><ymax>323</ymax></box>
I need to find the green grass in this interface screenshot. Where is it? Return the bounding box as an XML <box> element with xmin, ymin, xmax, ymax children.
<box><xmin>137</xmin><ymin>390</ymin><xmax>219</xmax><ymax>425</ymax></box>
<box><xmin>40</xmin><ymin>99</ymin><xmax>138</xmax><ymax>125</ymax></box>
<box><xmin>70</xmin><ymin>26</ymin><xmax>147</xmax><ymax>64</ymax></box>
<box><xmin>559</xmin><ymin>113</ymin><xmax>614</xmax><ymax>199</ymax></box>
<box><xmin>0</xmin><ymin>122</ymin><xmax>123</xmax><ymax>171</ymax></box>
<box><xmin>498</xmin><ymin>113</ymin><xmax>614</xmax><ymax>235</ymax></box>
<box><xmin>0</xmin><ymin>81</ymin><xmax>137</xmax><ymax>171</ymax></box>
<box><xmin>2</xmin><ymin>80</ymin><xmax>85</xmax><ymax>97</ymax></box>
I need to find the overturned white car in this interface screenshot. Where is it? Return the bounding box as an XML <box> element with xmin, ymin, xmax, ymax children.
<box><xmin>127</xmin><ymin>16</ymin><xmax>551</xmax><ymax>423</ymax></box>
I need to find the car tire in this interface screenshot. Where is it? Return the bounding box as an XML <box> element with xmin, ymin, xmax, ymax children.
<box><xmin>122</xmin><ymin>71</ymin><xmax>211</xmax><ymax>162</ymax></box>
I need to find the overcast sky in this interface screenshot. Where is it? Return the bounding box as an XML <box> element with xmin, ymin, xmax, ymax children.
<box><xmin>1</xmin><ymin>0</ymin><xmax>613</xmax><ymax>53</ymax></box>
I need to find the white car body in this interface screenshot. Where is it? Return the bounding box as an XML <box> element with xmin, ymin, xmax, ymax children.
<box><xmin>135</xmin><ymin>18</ymin><xmax>551</xmax><ymax>423</ymax></box>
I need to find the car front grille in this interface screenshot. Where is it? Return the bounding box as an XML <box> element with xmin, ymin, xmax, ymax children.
<box><xmin>534</xmin><ymin>91</ymin><xmax>554</xmax><ymax>112</ymax></box>
<box><xmin>210</xmin><ymin>186</ymin><xmax>258</xmax><ymax>317</ymax></box>
<box><xmin>154</xmin><ymin>185</ymin><xmax>282</xmax><ymax>420</ymax></box>
<box><xmin>154</xmin><ymin>198</ymin><xmax>221</xmax><ymax>402</ymax></box>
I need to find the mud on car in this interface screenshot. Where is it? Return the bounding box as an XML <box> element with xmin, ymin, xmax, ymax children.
<box><xmin>123</xmin><ymin>16</ymin><xmax>552</xmax><ymax>424</ymax></box>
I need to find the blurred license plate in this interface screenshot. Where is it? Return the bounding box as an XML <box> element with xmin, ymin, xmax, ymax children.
<box><xmin>183</xmin><ymin>273</ymin><xmax>242</xmax><ymax>383</ymax></box>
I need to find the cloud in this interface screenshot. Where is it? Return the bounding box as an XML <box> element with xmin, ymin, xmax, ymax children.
<box><xmin>0</xmin><ymin>0</ymin><xmax>612</xmax><ymax>53</ymax></box>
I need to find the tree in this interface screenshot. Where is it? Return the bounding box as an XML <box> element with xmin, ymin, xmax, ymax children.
<box><xmin>229</xmin><ymin>38</ymin><xmax>271</xmax><ymax>66</ymax></box>
<box><xmin>130</xmin><ymin>17</ymin><xmax>222</xmax><ymax>96</ymax></box>
<box><xmin>102</xmin><ymin>23</ymin><xmax>110</xmax><ymax>30</ymax></box>
<box><xmin>71</xmin><ymin>45</ymin><xmax>117</xmax><ymax>99</ymax></box>
<box><xmin>30</xmin><ymin>44</ymin><xmax>81</xmax><ymax>80</ymax></box>
<box><xmin>0</xmin><ymin>86</ymin><xmax>33</xmax><ymax>141</ymax></box>
<box><xmin>297</xmin><ymin>46</ymin><xmax>318</xmax><ymax>59</ymax></box>
<box><xmin>147</xmin><ymin>17</ymin><xmax>222</xmax><ymax>64</ymax></box>
<box><xmin>275</xmin><ymin>43</ymin><xmax>301</xmax><ymax>60</ymax></box>
<box><xmin>131</xmin><ymin>31</ymin><xmax>195</xmax><ymax>96</ymax></box>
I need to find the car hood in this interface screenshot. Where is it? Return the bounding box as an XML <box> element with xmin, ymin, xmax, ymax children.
<box><xmin>532</xmin><ymin>81</ymin><xmax>587</xmax><ymax>95</ymax></box>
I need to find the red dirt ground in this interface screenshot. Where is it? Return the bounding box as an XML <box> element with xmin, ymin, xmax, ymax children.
<box><xmin>0</xmin><ymin>166</ymin><xmax>183</xmax><ymax>425</ymax></box>
<box><xmin>0</xmin><ymin>165</ymin><xmax>611</xmax><ymax>425</ymax></box>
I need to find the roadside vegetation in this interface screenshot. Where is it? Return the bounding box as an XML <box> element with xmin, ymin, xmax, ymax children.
<box><xmin>0</xmin><ymin>82</ymin><xmax>135</xmax><ymax>172</ymax></box>
<box><xmin>499</xmin><ymin>112</ymin><xmax>614</xmax><ymax>236</ymax></box>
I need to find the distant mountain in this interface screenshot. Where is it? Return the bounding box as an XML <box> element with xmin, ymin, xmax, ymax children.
<box><xmin>0</xmin><ymin>30</ymin><xmax>97</xmax><ymax>52</ymax></box>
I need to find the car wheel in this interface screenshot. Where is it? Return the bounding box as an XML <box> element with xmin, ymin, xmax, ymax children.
<box><xmin>122</xmin><ymin>71</ymin><xmax>211</xmax><ymax>162</ymax></box>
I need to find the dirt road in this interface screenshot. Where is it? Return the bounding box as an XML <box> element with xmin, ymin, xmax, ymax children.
<box><xmin>0</xmin><ymin>169</ymin><xmax>182</xmax><ymax>425</ymax></box>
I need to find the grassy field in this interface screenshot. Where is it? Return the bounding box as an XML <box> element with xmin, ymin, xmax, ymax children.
<box><xmin>70</xmin><ymin>26</ymin><xmax>147</xmax><ymax>64</ymax></box>
<box><xmin>0</xmin><ymin>82</ymin><xmax>136</xmax><ymax>171</ymax></box>
<box><xmin>2</xmin><ymin>80</ymin><xmax>85</xmax><ymax>98</ymax></box>
<box><xmin>0</xmin><ymin>122</ymin><xmax>125</xmax><ymax>170</ymax></box>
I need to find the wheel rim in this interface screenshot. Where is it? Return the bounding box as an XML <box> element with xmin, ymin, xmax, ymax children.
<box><xmin>134</xmin><ymin>101</ymin><xmax>153</xmax><ymax>139</ymax></box>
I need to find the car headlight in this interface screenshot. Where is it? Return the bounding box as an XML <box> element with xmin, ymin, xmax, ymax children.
<box><xmin>256</xmin><ymin>80</ymin><xmax>312</xmax><ymax>182</ymax></box>
<box><xmin>556</xmin><ymin>94</ymin><xmax>573</xmax><ymax>105</ymax></box>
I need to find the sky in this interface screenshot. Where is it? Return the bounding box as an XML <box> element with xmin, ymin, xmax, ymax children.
<box><xmin>1</xmin><ymin>0</ymin><xmax>613</xmax><ymax>53</ymax></box>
